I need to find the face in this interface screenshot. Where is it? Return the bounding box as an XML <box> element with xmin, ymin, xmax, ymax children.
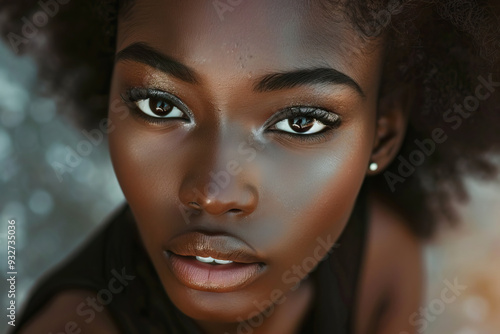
<box><xmin>108</xmin><ymin>0</ymin><xmax>385</xmax><ymax>326</ymax></box>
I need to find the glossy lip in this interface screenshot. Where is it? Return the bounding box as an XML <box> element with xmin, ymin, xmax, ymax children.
<box><xmin>163</xmin><ymin>231</ymin><xmax>266</xmax><ymax>292</ymax></box>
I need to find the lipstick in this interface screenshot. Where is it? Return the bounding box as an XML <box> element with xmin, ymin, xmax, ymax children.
<box><xmin>163</xmin><ymin>231</ymin><xmax>265</xmax><ymax>292</ymax></box>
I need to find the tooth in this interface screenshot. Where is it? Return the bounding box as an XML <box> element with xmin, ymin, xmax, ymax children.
<box><xmin>195</xmin><ymin>256</ymin><xmax>234</xmax><ymax>265</ymax></box>
<box><xmin>196</xmin><ymin>256</ymin><xmax>214</xmax><ymax>263</ymax></box>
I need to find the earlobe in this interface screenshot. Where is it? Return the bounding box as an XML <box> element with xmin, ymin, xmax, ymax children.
<box><xmin>368</xmin><ymin>85</ymin><xmax>412</xmax><ymax>175</ymax></box>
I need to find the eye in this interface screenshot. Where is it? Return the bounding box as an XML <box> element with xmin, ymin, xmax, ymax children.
<box><xmin>274</xmin><ymin>116</ymin><xmax>327</xmax><ymax>135</ymax></box>
<box><xmin>121</xmin><ymin>87</ymin><xmax>191</xmax><ymax>124</ymax></box>
<box><xmin>135</xmin><ymin>97</ymin><xmax>185</xmax><ymax>119</ymax></box>
<box><xmin>268</xmin><ymin>107</ymin><xmax>340</xmax><ymax>136</ymax></box>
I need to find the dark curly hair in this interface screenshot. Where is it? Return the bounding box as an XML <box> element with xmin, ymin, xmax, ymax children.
<box><xmin>1</xmin><ymin>0</ymin><xmax>499</xmax><ymax>238</ymax></box>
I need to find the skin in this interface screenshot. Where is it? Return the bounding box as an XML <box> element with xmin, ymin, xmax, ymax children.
<box><xmin>19</xmin><ymin>1</ymin><xmax>423</xmax><ymax>333</ymax></box>
<box><xmin>19</xmin><ymin>202</ymin><xmax>423</xmax><ymax>334</ymax></box>
<box><xmin>111</xmin><ymin>0</ymin><xmax>381</xmax><ymax>330</ymax></box>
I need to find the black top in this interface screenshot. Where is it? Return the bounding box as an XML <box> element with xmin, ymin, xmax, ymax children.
<box><xmin>13</xmin><ymin>189</ymin><xmax>368</xmax><ymax>334</ymax></box>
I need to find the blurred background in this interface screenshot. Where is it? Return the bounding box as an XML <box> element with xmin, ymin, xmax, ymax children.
<box><xmin>0</xmin><ymin>38</ymin><xmax>125</xmax><ymax>333</ymax></box>
<box><xmin>0</xmin><ymin>33</ymin><xmax>500</xmax><ymax>334</ymax></box>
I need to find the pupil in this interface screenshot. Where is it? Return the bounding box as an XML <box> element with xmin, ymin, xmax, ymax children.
<box><xmin>289</xmin><ymin>117</ymin><xmax>314</xmax><ymax>133</ymax></box>
<box><xmin>149</xmin><ymin>98</ymin><xmax>173</xmax><ymax>116</ymax></box>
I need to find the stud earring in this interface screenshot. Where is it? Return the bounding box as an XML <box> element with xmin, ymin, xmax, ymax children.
<box><xmin>369</xmin><ymin>162</ymin><xmax>378</xmax><ymax>171</ymax></box>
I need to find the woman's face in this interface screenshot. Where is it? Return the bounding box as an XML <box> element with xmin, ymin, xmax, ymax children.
<box><xmin>109</xmin><ymin>0</ymin><xmax>384</xmax><ymax>324</ymax></box>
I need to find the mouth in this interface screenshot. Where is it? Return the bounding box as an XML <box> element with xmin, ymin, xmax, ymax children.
<box><xmin>163</xmin><ymin>231</ymin><xmax>266</xmax><ymax>292</ymax></box>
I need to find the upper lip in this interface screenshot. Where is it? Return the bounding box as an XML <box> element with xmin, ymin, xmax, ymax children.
<box><xmin>166</xmin><ymin>231</ymin><xmax>263</xmax><ymax>264</ymax></box>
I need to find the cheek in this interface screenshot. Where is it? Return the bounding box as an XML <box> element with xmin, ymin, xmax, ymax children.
<box><xmin>107</xmin><ymin>107</ymin><xmax>187</xmax><ymax>248</ymax></box>
<box><xmin>110</xmin><ymin>124</ymin><xmax>163</xmax><ymax>203</ymax></box>
<box><xmin>107</xmin><ymin>83</ymin><xmax>377</xmax><ymax>321</ymax></box>
<box><xmin>258</xmin><ymin>121</ymin><xmax>374</xmax><ymax>283</ymax></box>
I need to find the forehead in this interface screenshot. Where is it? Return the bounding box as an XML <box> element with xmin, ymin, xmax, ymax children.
<box><xmin>116</xmin><ymin>0</ymin><xmax>383</xmax><ymax>89</ymax></box>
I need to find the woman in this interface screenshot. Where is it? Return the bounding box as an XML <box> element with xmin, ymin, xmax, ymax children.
<box><xmin>3</xmin><ymin>0</ymin><xmax>499</xmax><ymax>333</ymax></box>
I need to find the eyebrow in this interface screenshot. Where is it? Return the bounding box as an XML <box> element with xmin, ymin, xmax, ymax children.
<box><xmin>115</xmin><ymin>42</ymin><xmax>199</xmax><ymax>84</ymax></box>
<box><xmin>115</xmin><ymin>42</ymin><xmax>365</xmax><ymax>97</ymax></box>
<box><xmin>254</xmin><ymin>68</ymin><xmax>364</xmax><ymax>97</ymax></box>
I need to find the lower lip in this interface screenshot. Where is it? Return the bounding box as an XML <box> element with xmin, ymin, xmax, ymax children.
<box><xmin>164</xmin><ymin>252</ymin><xmax>265</xmax><ymax>292</ymax></box>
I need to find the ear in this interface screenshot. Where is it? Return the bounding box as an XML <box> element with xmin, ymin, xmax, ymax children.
<box><xmin>367</xmin><ymin>85</ymin><xmax>412</xmax><ymax>175</ymax></box>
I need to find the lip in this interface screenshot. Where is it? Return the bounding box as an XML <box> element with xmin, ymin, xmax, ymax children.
<box><xmin>163</xmin><ymin>231</ymin><xmax>266</xmax><ymax>292</ymax></box>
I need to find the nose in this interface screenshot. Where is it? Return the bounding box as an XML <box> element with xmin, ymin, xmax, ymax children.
<box><xmin>178</xmin><ymin>132</ymin><xmax>259</xmax><ymax>218</ymax></box>
<box><xmin>181</xmin><ymin>180</ymin><xmax>258</xmax><ymax>217</ymax></box>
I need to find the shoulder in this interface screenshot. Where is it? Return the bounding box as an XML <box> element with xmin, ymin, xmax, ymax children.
<box><xmin>354</xmin><ymin>192</ymin><xmax>424</xmax><ymax>334</ymax></box>
<box><xmin>17</xmin><ymin>289</ymin><xmax>120</xmax><ymax>334</ymax></box>
<box><xmin>18</xmin><ymin>206</ymin><xmax>136</xmax><ymax>334</ymax></box>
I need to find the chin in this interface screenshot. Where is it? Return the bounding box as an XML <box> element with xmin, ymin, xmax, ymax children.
<box><xmin>167</xmin><ymin>283</ymin><xmax>268</xmax><ymax>322</ymax></box>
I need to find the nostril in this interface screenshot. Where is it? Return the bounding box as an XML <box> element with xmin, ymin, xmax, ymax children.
<box><xmin>188</xmin><ymin>201</ymin><xmax>202</xmax><ymax>210</ymax></box>
<box><xmin>180</xmin><ymin>183</ymin><xmax>258</xmax><ymax>216</ymax></box>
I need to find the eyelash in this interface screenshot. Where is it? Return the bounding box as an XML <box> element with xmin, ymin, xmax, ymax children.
<box><xmin>120</xmin><ymin>87</ymin><xmax>342</xmax><ymax>142</ymax></box>
<box><xmin>120</xmin><ymin>87</ymin><xmax>191</xmax><ymax>125</ymax></box>
<box><xmin>265</xmin><ymin>106</ymin><xmax>341</xmax><ymax>143</ymax></box>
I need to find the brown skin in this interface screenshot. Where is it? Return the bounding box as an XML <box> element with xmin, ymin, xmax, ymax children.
<box><xmin>19</xmin><ymin>200</ymin><xmax>423</xmax><ymax>334</ymax></box>
<box><xmin>111</xmin><ymin>0</ymin><xmax>380</xmax><ymax>330</ymax></box>
<box><xmin>19</xmin><ymin>1</ymin><xmax>423</xmax><ymax>333</ymax></box>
